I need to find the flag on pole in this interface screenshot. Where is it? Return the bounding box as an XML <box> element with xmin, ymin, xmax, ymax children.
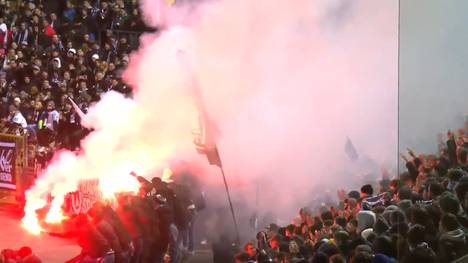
<box><xmin>178</xmin><ymin>51</ymin><xmax>239</xmax><ymax>243</ymax></box>
<box><xmin>191</xmin><ymin>89</ymin><xmax>222</xmax><ymax>167</ymax></box>
<box><xmin>345</xmin><ymin>137</ymin><xmax>359</xmax><ymax>161</ymax></box>
<box><xmin>67</xmin><ymin>97</ymin><xmax>88</xmax><ymax>126</ymax></box>
<box><xmin>178</xmin><ymin>51</ymin><xmax>223</xmax><ymax>168</ymax></box>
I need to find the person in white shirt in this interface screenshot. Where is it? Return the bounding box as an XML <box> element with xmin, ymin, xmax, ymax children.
<box><xmin>37</xmin><ymin>100</ymin><xmax>59</xmax><ymax>146</ymax></box>
<box><xmin>8</xmin><ymin>104</ymin><xmax>27</xmax><ymax>129</ymax></box>
<box><xmin>44</xmin><ymin>100</ymin><xmax>59</xmax><ymax>131</ymax></box>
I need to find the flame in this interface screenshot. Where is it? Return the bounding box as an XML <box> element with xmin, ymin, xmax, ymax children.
<box><xmin>161</xmin><ymin>168</ymin><xmax>173</xmax><ymax>183</ymax></box>
<box><xmin>45</xmin><ymin>206</ymin><xmax>68</xmax><ymax>224</ymax></box>
<box><xmin>22</xmin><ymin>189</ymin><xmax>47</xmax><ymax>234</ymax></box>
<box><xmin>99</xmin><ymin>174</ymin><xmax>141</xmax><ymax>199</ymax></box>
<box><xmin>21</xmin><ymin>211</ymin><xmax>43</xmax><ymax>235</ymax></box>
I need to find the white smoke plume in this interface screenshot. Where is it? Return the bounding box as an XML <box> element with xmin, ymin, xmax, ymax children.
<box><xmin>22</xmin><ymin>0</ymin><xmax>398</xmax><ymax>235</ymax></box>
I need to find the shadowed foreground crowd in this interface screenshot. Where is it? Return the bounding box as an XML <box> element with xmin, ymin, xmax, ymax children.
<box><xmin>0</xmin><ymin>174</ymin><xmax>203</xmax><ymax>263</ymax></box>
<box><xmin>232</xmin><ymin>128</ymin><xmax>468</xmax><ymax>263</ymax></box>
<box><xmin>65</xmin><ymin>175</ymin><xmax>203</xmax><ymax>263</ymax></box>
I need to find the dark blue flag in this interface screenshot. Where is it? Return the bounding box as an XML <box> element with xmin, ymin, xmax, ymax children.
<box><xmin>345</xmin><ymin>137</ymin><xmax>359</xmax><ymax>161</ymax></box>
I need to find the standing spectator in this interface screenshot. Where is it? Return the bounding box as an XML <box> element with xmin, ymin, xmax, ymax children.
<box><xmin>57</xmin><ymin>100</ymin><xmax>81</xmax><ymax>150</ymax></box>
<box><xmin>0</xmin><ymin>17</ymin><xmax>10</xmax><ymax>49</ymax></box>
<box><xmin>88</xmin><ymin>202</ymin><xmax>125</xmax><ymax>263</ymax></box>
<box><xmin>8</xmin><ymin>104</ymin><xmax>27</xmax><ymax>129</ymax></box>
<box><xmin>78</xmin><ymin>9</ymin><xmax>98</xmax><ymax>41</ymax></box>
<box><xmin>37</xmin><ymin>100</ymin><xmax>59</xmax><ymax>146</ymax></box>
<box><xmin>47</xmin><ymin>34</ymin><xmax>65</xmax><ymax>52</ymax></box>
<box><xmin>62</xmin><ymin>1</ymin><xmax>77</xmax><ymax>25</ymax></box>
<box><xmin>98</xmin><ymin>1</ymin><xmax>113</xmax><ymax>31</ymax></box>
<box><xmin>42</xmin><ymin>19</ymin><xmax>56</xmax><ymax>39</ymax></box>
<box><xmin>49</xmin><ymin>13</ymin><xmax>61</xmax><ymax>34</ymax></box>
<box><xmin>75</xmin><ymin>214</ymin><xmax>114</xmax><ymax>263</ymax></box>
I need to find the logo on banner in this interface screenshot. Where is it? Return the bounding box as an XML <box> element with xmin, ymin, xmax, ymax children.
<box><xmin>64</xmin><ymin>179</ymin><xmax>102</xmax><ymax>215</ymax></box>
<box><xmin>0</xmin><ymin>141</ymin><xmax>16</xmax><ymax>190</ymax></box>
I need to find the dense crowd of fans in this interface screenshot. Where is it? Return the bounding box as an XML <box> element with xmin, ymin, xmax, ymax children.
<box><xmin>233</xmin><ymin>127</ymin><xmax>468</xmax><ymax>263</ymax></box>
<box><xmin>1</xmin><ymin>1</ymin><xmax>468</xmax><ymax>263</ymax></box>
<box><xmin>0</xmin><ymin>0</ymin><xmax>149</xmax><ymax>167</ymax></box>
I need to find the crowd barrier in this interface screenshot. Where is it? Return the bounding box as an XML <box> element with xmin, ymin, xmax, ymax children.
<box><xmin>0</xmin><ymin>133</ymin><xmax>33</xmax><ymax>205</ymax></box>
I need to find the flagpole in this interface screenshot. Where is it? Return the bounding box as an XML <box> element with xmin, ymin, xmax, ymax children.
<box><xmin>218</xmin><ymin>164</ymin><xmax>241</xmax><ymax>246</ymax></box>
<box><xmin>177</xmin><ymin>50</ymin><xmax>240</xmax><ymax>244</ymax></box>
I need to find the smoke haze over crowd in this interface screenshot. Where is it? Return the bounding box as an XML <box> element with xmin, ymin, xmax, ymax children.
<box><xmin>23</xmin><ymin>0</ymin><xmax>398</xmax><ymax>232</ymax></box>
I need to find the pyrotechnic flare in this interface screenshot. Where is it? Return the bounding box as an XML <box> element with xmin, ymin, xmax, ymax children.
<box><xmin>21</xmin><ymin>0</ymin><xmax>397</xmax><ymax>233</ymax></box>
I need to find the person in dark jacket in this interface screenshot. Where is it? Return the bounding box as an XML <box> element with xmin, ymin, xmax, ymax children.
<box><xmin>88</xmin><ymin>202</ymin><xmax>124</xmax><ymax>263</ymax></box>
<box><xmin>438</xmin><ymin>213</ymin><xmax>468</xmax><ymax>263</ymax></box>
<box><xmin>75</xmin><ymin>214</ymin><xmax>114</xmax><ymax>262</ymax></box>
<box><xmin>116</xmin><ymin>194</ymin><xmax>150</xmax><ymax>263</ymax></box>
<box><xmin>447</xmin><ymin>130</ymin><xmax>459</xmax><ymax>167</ymax></box>
<box><xmin>57</xmin><ymin>100</ymin><xmax>82</xmax><ymax>149</ymax></box>
<box><xmin>101</xmin><ymin>202</ymin><xmax>133</xmax><ymax>262</ymax></box>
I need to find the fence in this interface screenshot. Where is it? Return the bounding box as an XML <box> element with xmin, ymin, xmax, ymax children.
<box><xmin>0</xmin><ymin>133</ymin><xmax>31</xmax><ymax>205</ymax></box>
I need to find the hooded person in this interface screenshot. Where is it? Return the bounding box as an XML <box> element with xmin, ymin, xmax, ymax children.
<box><xmin>357</xmin><ymin>210</ymin><xmax>376</xmax><ymax>233</ymax></box>
<box><xmin>52</xmin><ymin>57</ymin><xmax>61</xmax><ymax>68</ymax></box>
<box><xmin>447</xmin><ymin>169</ymin><xmax>466</xmax><ymax>191</ymax></box>
<box><xmin>455</xmin><ymin>176</ymin><xmax>468</xmax><ymax>213</ymax></box>
<box><xmin>0</xmin><ymin>20</ymin><xmax>9</xmax><ymax>48</ymax></box>
<box><xmin>74</xmin><ymin>214</ymin><xmax>113</xmax><ymax>261</ymax></box>
<box><xmin>438</xmin><ymin>213</ymin><xmax>468</xmax><ymax>263</ymax></box>
<box><xmin>382</xmin><ymin>205</ymin><xmax>399</xmax><ymax>223</ymax></box>
<box><xmin>360</xmin><ymin>228</ymin><xmax>376</xmax><ymax>243</ymax></box>
<box><xmin>439</xmin><ymin>192</ymin><xmax>468</xmax><ymax>229</ymax></box>
<box><xmin>373</xmin><ymin>215</ymin><xmax>390</xmax><ymax>235</ymax></box>
<box><xmin>50</xmin><ymin>57</ymin><xmax>62</xmax><ymax>84</ymax></box>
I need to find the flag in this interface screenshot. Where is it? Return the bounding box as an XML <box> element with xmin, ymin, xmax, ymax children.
<box><xmin>345</xmin><ymin>137</ymin><xmax>358</xmax><ymax>161</ymax></box>
<box><xmin>193</xmin><ymin>114</ymin><xmax>223</xmax><ymax>167</ymax></box>
<box><xmin>361</xmin><ymin>192</ymin><xmax>388</xmax><ymax>210</ymax></box>
<box><xmin>178</xmin><ymin>51</ymin><xmax>223</xmax><ymax>168</ymax></box>
<box><xmin>67</xmin><ymin>97</ymin><xmax>88</xmax><ymax>126</ymax></box>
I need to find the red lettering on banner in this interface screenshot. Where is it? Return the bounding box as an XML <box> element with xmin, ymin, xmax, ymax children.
<box><xmin>64</xmin><ymin>179</ymin><xmax>103</xmax><ymax>215</ymax></box>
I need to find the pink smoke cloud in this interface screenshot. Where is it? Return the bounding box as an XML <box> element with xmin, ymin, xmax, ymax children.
<box><xmin>22</xmin><ymin>0</ymin><xmax>398</xmax><ymax>232</ymax></box>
